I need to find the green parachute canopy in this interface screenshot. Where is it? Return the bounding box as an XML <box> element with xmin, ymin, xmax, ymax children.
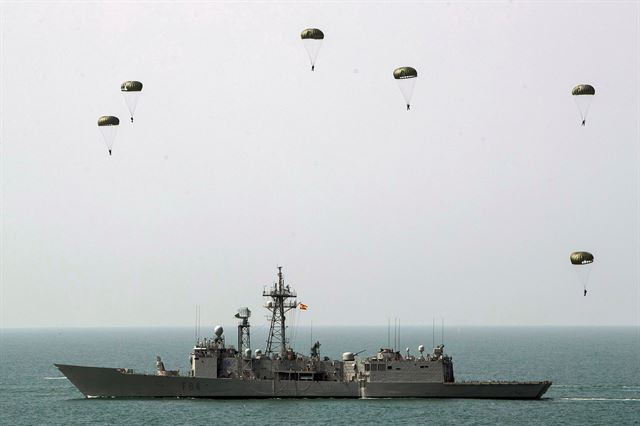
<box><xmin>301</xmin><ymin>28</ymin><xmax>324</xmax><ymax>40</ymax></box>
<box><xmin>572</xmin><ymin>84</ymin><xmax>595</xmax><ymax>96</ymax></box>
<box><xmin>97</xmin><ymin>116</ymin><xmax>119</xmax><ymax>155</ymax></box>
<box><xmin>393</xmin><ymin>67</ymin><xmax>418</xmax><ymax>79</ymax></box>
<box><xmin>121</xmin><ymin>81</ymin><xmax>143</xmax><ymax>92</ymax></box>
<box><xmin>97</xmin><ymin>116</ymin><xmax>120</xmax><ymax>126</ymax></box>
<box><xmin>570</xmin><ymin>251</ymin><xmax>594</xmax><ymax>265</ymax></box>
<box><xmin>121</xmin><ymin>81</ymin><xmax>143</xmax><ymax>122</ymax></box>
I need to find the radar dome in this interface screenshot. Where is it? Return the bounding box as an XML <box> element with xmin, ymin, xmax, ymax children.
<box><xmin>418</xmin><ymin>345</ymin><xmax>425</xmax><ymax>353</ymax></box>
<box><xmin>254</xmin><ymin>349</ymin><xmax>263</xmax><ymax>357</ymax></box>
<box><xmin>214</xmin><ymin>325</ymin><xmax>224</xmax><ymax>337</ymax></box>
<box><xmin>244</xmin><ymin>348</ymin><xmax>252</xmax><ymax>359</ymax></box>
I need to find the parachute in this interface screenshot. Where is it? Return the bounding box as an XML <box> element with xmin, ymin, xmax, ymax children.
<box><xmin>570</xmin><ymin>251</ymin><xmax>594</xmax><ymax>296</ymax></box>
<box><xmin>301</xmin><ymin>28</ymin><xmax>324</xmax><ymax>71</ymax></box>
<box><xmin>393</xmin><ymin>67</ymin><xmax>418</xmax><ymax>110</ymax></box>
<box><xmin>121</xmin><ymin>81</ymin><xmax>143</xmax><ymax>123</ymax></box>
<box><xmin>571</xmin><ymin>84</ymin><xmax>595</xmax><ymax>126</ymax></box>
<box><xmin>97</xmin><ymin>115</ymin><xmax>120</xmax><ymax>156</ymax></box>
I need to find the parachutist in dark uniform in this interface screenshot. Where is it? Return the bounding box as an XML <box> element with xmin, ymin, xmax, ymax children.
<box><xmin>584</xmin><ymin>289</ymin><xmax>587</xmax><ymax>296</ymax></box>
<box><xmin>581</xmin><ymin>119</ymin><xmax>585</xmax><ymax>126</ymax></box>
<box><xmin>312</xmin><ymin>65</ymin><xmax>315</xmax><ymax>71</ymax></box>
<box><xmin>108</xmin><ymin>149</ymin><xmax>112</xmax><ymax>156</ymax></box>
<box><xmin>130</xmin><ymin>117</ymin><xmax>134</xmax><ymax>123</ymax></box>
<box><xmin>407</xmin><ymin>104</ymin><xmax>410</xmax><ymax>111</ymax></box>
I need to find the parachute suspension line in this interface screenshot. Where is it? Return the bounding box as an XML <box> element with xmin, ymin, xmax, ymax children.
<box><xmin>582</xmin><ymin>99</ymin><xmax>592</xmax><ymax>126</ymax></box>
<box><xmin>574</xmin><ymin>97</ymin><xmax>591</xmax><ymax>125</ymax></box>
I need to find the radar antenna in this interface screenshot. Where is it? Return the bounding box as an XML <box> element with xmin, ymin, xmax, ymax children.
<box><xmin>264</xmin><ymin>266</ymin><xmax>297</xmax><ymax>357</ymax></box>
<box><xmin>235</xmin><ymin>307</ymin><xmax>251</xmax><ymax>354</ymax></box>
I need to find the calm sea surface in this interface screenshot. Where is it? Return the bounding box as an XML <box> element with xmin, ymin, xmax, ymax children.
<box><xmin>1</xmin><ymin>326</ymin><xmax>638</xmax><ymax>425</ymax></box>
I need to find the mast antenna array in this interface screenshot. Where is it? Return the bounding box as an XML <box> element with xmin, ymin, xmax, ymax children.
<box><xmin>264</xmin><ymin>267</ymin><xmax>297</xmax><ymax>357</ymax></box>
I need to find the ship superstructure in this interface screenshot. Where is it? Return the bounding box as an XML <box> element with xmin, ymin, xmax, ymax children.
<box><xmin>55</xmin><ymin>268</ymin><xmax>551</xmax><ymax>399</ymax></box>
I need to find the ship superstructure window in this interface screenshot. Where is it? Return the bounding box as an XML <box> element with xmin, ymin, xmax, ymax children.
<box><xmin>366</xmin><ymin>363</ymin><xmax>388</xmax><ymax>371</ymax></box>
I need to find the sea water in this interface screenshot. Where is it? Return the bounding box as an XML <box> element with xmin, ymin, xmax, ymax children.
<box><xmin>1</xmin><ymin>326</ymin><xmax>638</xmax><ymax>425</ymax></box>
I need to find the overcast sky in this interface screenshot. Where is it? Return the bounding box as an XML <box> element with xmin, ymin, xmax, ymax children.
<box><xmin>1</xmin><ymin>1</ymin><xmax>638</xmax><ymax>328</ymax></box>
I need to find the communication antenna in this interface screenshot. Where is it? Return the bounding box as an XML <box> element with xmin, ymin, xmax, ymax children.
<box><xmin>387</xmin><ymin>318</ymin><xmax>390</xmax><ymax>349</ymax></box>
<box><xmin>398</xmin><ymin>318</ymin><xmax>401</xmax><ymax>353</ymax></box>
<box><xmin>195</xmin><ymin>305</ymin><xmax>201</xmax><ymax>341</ymax></box>
<box><xmin>432</xmin><ymin>316</ymin><xmax>435</xmax><ymax>349</ymax></box>
<box><xmin>441</xmin><ymin>317</ymin><xmax>445</xmax><ymax>346</ymax></box>
<box><xmin>393</xmin><ymin>318</ymin><xmax>397</xmax><ymax>351</ymax></box>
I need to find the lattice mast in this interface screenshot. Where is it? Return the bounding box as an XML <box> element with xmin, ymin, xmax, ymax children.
<box><xmin>264</xmin><ymin>267</ymin><xmax>297</xmax><ymax>357</ymax></box>
<box><xmin>235</xmin><ymin>307</ymin><xmax>251</xmax><ymax>354</ymax></box>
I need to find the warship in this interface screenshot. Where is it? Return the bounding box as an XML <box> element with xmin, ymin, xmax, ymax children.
<box><xmin>56</xmin><ymin>267</ymin><xmax>551</xmax><ymax>399</ymax></box>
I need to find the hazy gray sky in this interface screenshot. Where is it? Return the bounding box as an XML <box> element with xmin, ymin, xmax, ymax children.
<box><xmin>1</xmin><ymin>1</ymin><xmax>638</xmax><ymax>328</ymax></box>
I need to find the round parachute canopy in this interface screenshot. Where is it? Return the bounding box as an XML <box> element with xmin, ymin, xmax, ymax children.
<box><xmin>572</xmin><ymin>84</ymin><xmax>595</xmax><ymax>125</ymax></box>
<box><xmin>570</xmin><ymin>251</ymin><xmax>594</xmax><ymax>265</ymax></box>
<box><xmin>393</xmin><ymin>67</ymin><xmax>418</xmax><ymax>79</ymax></box>
<box><xmin>301</xmin><ymin>28</ymin><xmax>324</xmax><ymax>40</ymax></box>
<box><xmin>97</xmin><ymin>116</ymin><xmax>120</xmax><ymax>126</ymax></box>
<box><xmin>121</xmin><ymin>81</ymin><xmax>143</xmax><ymax>122</ymax></box>
<box><xmin>301</xmin><ymin>28</ymin><xmax>324</xmax><ymax>71</ymax></box>
<box><xmin>572</xmin><ymin>84</ymin><xmax>595</xmax><ymax>96</ymax></box>
<box><xmin>97</xmin><ymin>116</ymin><xmax>119</xmax><ymax>155</ymax></box>
<box><xmin>393</xmin><ymin>67</ymin><xmax>418</xmax><ymax>110</ymax></box>
<box><xmin>121</xmin><ymin>81</ymin><xmax>143</xmax><ymax>92</ymax></box>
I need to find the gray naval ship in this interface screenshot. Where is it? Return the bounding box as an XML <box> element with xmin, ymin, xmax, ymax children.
<box><xmin>56</xmin><ymin>267</ymin><xmax>551</xmax><ymax>399</ymax></box>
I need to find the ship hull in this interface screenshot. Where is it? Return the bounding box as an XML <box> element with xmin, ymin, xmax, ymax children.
<box><xmin>55</xmin><ymin>364</ymin><xmax>357</xmax><ymax>398</ymax></box>
<box><xmin>55</xmin><ymin>364</ymin><xmax>550</xmax><ymax>399</ymax></box>
<box><xmin>362</xmin><ymin>381</ymin><xmax>552</xmax><ymax>399</ymax></box>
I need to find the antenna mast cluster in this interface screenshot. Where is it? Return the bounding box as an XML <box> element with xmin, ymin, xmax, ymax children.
<box><xmin>264</xmin><ymin>267</ymin><xmax>297</xmax><ymax>357</ymax></box>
